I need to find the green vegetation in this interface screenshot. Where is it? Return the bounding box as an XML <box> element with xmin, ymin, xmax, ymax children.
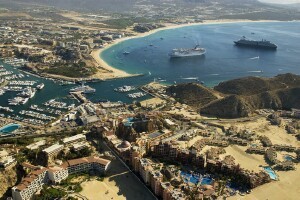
<box><xmin>0</xmin><ymin>138</ymin><xmax>34</xmax><ymax>145</ymax></box>
<box><xmin>44</xmin><ymin>62</ymin><xmax>97</xmax><ymax>78</ymax></box>
<box><xmin>33</xmin><ymin>186</ymin><xmax>66</xmax><ymax>200</ymax></box>
<box><xmin>15</xmin><ymin>51</ymin><xmax>45</xmax><ymax>63</ymax></box>
<box><xmin>57</xmin><ymin>147</ymin><xmax>92</xmax><ymax>161</ymax></box>
<box><xmin>60</xmin><ymin>174</ymin><xmax>89</xmax><ymax>193</ymax></box>
<box><xmin>103</xmin><ymin>17</ymin><xmax>153</xmax><ymax>29</ymax></box>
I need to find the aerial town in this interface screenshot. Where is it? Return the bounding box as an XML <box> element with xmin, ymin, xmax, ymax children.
<box><xmin>0</xmin><ymin>1</ymin><xmax>300</xmax><ymax>200</ymax></box>
<box><xmin>1</xmin><ymin>80</ymin><xmax>299</xmax><ymax>199</ymax></box>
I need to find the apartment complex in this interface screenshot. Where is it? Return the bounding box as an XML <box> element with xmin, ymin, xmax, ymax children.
<box><xmin>42</xmin><ymin>143</ymin><xmax>64</xmax><ymax>157</ymax></box>
<box><xmin>12</xmin><ymin>168</ymin><xmax>48</xmax><ymax>200</ymax></box>
<box><xmin>62</xmin><ymin>134</ymin><xmax>86</xmax><ymax>146</ymax></box>
<box><xmin>63</xmin><ymin>156</ymin><xmax>111</xmax><ymax>175</ymax></box>
<box><xmin>12</xmin><ymin>156</ymin><xmax>111</xmax><ymax>200</ymax></box>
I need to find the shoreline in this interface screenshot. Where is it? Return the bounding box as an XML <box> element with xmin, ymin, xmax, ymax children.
<box><xmin>91</xmin><ymin>19</ymin><xmax>290</xmax><ymax>79</ymax></box>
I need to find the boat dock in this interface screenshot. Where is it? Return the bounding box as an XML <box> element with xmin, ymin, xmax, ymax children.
<box><xmin>70</xmin><ymin>92</ymin><xmax>89</xmax><ymax>103</ymax></box>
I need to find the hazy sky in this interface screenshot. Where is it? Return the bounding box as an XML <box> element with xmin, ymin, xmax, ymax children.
<box><xmin>259</xmin><ymin>0</ymin><xmax>300</xmax><ymax>4</ymax></box>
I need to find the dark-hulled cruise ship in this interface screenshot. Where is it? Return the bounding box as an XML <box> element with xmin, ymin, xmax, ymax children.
<box><xmin>234</xmin><ymin>36</ymin><xmax>277</xmax><ymax>50</ymax></box>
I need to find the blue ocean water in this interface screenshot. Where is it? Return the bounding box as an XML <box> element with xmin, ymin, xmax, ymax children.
<box><xmin>101</xmin><ymin>21</ymin><xmax>300</xmax><ymax>87</ymax></box>
<box><xmin>0</xmin><ymin>22</ymin><xmax>299</xmax><ymax>117</ymax></box>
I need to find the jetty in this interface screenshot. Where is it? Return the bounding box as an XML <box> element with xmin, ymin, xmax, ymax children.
<box><xmin>70</xmin><ymin>91</ymin><xmax>89</xmax><ymax>103</ymax></box>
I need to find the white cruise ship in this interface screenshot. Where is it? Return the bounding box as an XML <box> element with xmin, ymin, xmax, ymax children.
<box><xmin>169</xmin><ymin>45</ymin><xmax>206</xmax><ymax>58</ymax></box>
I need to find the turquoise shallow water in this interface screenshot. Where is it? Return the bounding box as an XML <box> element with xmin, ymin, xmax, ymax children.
<box><xmin>0</xmin><ymin>22</ymin><xmax>300</xmax><ymax>117</ymax></box>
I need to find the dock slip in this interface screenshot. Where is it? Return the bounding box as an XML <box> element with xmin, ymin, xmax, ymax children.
<box><xmin>70</xmin><ymin>92</ymin><xmax>89</xmax><ymax>103</ymax></box>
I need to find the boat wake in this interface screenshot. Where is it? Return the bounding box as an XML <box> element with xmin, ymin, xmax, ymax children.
<box><xmin>209</xmin><ymin>74</ymin><xmax>220</xmax><ymax>76</ymax></box>
<box><xmin>249</xmin><ymin>56</ymin><xmax>260</xmax><ymax>60</ymax></box>
<box><xmin>248</xmin><ymin>70</ymin><xmax>263</xmax><ymax>73</ymax></box>
<box><xmin>181</xmin><ymin>77</ymin><xmax>199</xmax><ymax>80</ymax></box>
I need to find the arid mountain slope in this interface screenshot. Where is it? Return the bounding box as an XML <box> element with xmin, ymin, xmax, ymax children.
<box><xmin>167</xmin><ymin>74</ymin><xmax>300</xmax><ymax>118</ymax></box>
<box><xmin>166</xmin><ymin>83</ymin><xmax>219</xmax><ymax>109</ymax></box>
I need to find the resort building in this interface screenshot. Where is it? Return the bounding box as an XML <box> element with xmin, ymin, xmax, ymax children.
<box><xmin>42</xmin><ymin>143</ymin><xmax>64</xmax><ymax>157</ymax></box>
<box><xmin>246</xmin><ymin>147</ymin><xmax>266</xmax><ymax>154</ymax></box>
<box><xmin>62</xmin><ymin>134</ymin><xmax>86</xmax><ymax>145</ymax></box>
<box><xmin>12</xmin><ymin>168</ymin><xmax>48</xmax><ymax>200</ymax></box>
<box><xmin>71</xmin><ymin>142</ymin><xmax>90</xmax><ymax>151</ymax></box>
<box><xmin>153</xmin><ymin>141</ymin><xmax>178</xmax><ymax>160</ymax></box>
<box><xmin>12</xmin><ymin>156</ymin><xmax>111</xmax><ymax>200</ymax></box>
<box><xmin>161</xmin><ymin>182</ymin><xmax>174</xmax><ymax>200</ymax></box>
<box><xmin>62</xmin><ymin>156</ymin><xmax>111</xmax><ymax>175</ymax></box>
<box><xmin>47</xmin><ymin>166</ymin><xmax>69</xmax><ymax>184</ymax></box>
<box><xmin>273</xmin><ymin>144</ymin><xmax>296</xmax><ymax>152</ymax></box>
<box><xmin>26</xmin><ymin>140</ymin><xmax>46</xmax><ymax>150</ymax></box>
<box><xmin>138</xmin><ymin>158</ymin><xmax>153</xmax><ymax>185</ymax></box>
<box><xmin>0</xmin><ymin>156</ymin><xmax>16</xmax><ymax>169</ymax></box>
<box><xmin>150</xmin><ymin>170</ymin><xmax>163</xmax><ymax>196</ymax></box>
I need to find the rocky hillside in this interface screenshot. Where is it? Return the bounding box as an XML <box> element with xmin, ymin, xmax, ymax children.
<box><xmin>0</xmin><ymin>167</ymin><xmax>17</xmax><ymax>199</ymax></box>
<box><xmin>214</xmin><ymin>73</ymin><xmax>300</xmax><ymax>95</ymax></box>
<box><xmin>167</xmin><ymin>74</ymin><xmax>300</xmax><ymax>118</ymax></box>
<box><xmin>166</xmin><ymin>83</ymin><xmax>219</xmax><ymax>109</ymax></box>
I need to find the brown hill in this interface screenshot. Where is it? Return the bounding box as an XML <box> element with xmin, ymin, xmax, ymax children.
<box><xmin>166</xmin><ymin>83</ymin><xmax>219</xmax><ymax>109</ymax></box>
<box><xmin>167</xmin><ymin>74</ymin><xmax>300</xmax><ymax>118</ymax></box>
<box><xmin>201</xmin><ymin>88</ymin><xmax>300</xmax><ymax>118</ymax></box>
<box><xmin>214</xmin><ymin>73</ymin><xmax>300</xmax><ymax>95</ymax></box>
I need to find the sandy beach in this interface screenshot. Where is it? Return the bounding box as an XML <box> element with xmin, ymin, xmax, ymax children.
<box><xmin>90</xmin><ymin>19</ymin><xmax>278</xmax><ymax>80</ymax></box>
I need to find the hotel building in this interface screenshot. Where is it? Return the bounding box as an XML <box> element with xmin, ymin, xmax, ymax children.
<box><xmin>12</xmin><ymin>156</ymin><xmax>111</xmax><ymax>200</ymax></box>
<box><xmin>62</xmin><ymin>134</ymin><xmax>86</xmax><ymax>146</ymax></box>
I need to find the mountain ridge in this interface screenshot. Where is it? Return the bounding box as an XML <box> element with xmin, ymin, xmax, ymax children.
<box><xmin>166</xmin><ymin>73</ymin><xmax>300</xmax><ymax>118</ymax></box>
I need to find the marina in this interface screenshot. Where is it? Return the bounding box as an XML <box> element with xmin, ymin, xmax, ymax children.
<box><xmin>3</xmin><ymin>58</ymin><xmax>28</xmax><ymax>67</ymax></box>
<box><xmin>70</xmin><ymin>83</ymin><xmax>96</xmax><ymax>94</ymax></box>
<box><xmin>0</xmin><ymin>61</ymin><xmax>79</xmax><ymax>125</ymax></box>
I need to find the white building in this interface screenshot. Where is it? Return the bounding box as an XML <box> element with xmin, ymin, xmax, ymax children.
<box><xmin>12</xmin><ymin>168</ymin><xmax>48</xmax><ymax>200</ymax></box>
<box><xmin>80</xmin><ymin>115</ymin><xmax>100</xmax><ymax>125</ymax></box>
<box><xmin>72</xmin><ymin>142</ymin><xmax>90</xmax><ymax>151</ymax></box>
<box><xmin>139</xmin><ymin>158</ymin><xmax>152</xmax><ymax>185</ymax></box>
<box><xmin>0</xmin><ymin>156</ymin><xmax>16</xmax><ymax>168</ymax></box>
<box><xmin>62</xmin><ymin>134</ymin><xmax>86</xmax><ymax>145</ymax></box>
<box><xmin>63</xmin><ymin>156</ymin><xmax>111</xmax><ymax>175</ymax></box>
<box><xmin>47</xmin><ymin>166</ymin><xmax>68</xmax><ymax>184</ymax></box>
<box><xmin>12</xmin><ymin>156</ymin><xmax>111</xmax><ymax>200</ymax></box>
<box><xmin>26</xmin><ymin>140</ymin><xmax>46</xmax><ymax>150</ymax></box>
<box><xmin>42</xmin><ymin>143</ymin><xmax>64</xmax><ymax>157</ymax></box>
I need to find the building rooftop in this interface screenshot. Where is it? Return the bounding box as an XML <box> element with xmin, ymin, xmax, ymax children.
<box><xmin>14</xmin><ymin>168</ymin><xmax>47</xmax><ymax>191</ymax></box>
<box><xmin>62</xmin><ymin>134</ymin><xmax>86</xmax><ymax>144</ymax></box>
<box><xmin>26</xmin><ymin>140</ymin><xmax>46</xmax><ymax>150</ymax></box>
<box><xmin>148</xmin><ymin>131</ymin><xmax>165</xmax><ymax>139</ymax></box>
<box><xmin>65</xmin><ymin>156</ymin><xmax>111</xmax><ymax>168</ymax></box>
<box><xmin>42</xmin><ymin>143</ymin><xmax>64</xmax><ymax>154</ymax></box>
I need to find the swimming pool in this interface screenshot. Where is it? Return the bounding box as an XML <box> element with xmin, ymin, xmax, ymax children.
<box><xmin>263</xmin><ymin>167</ymin><xmax>278</xmax><ymax>180</ymax></box>
<box><xmin>181</xmin><ymin>172</ymin><xmax>200</xmax><ymax>184</ymax></box>
<box><xmin>284</xmin><ymin>155</ymin><xmax>293</xmax><ymax>161</ymax></box>
<box><xmin>201</xmin><ymin>177</ymin><xmax>213</xmax><ymax>185</ymax></box>
<box><xmin>180</xmin><ymin>171</ymin><xmax>213</xmax><ymax>185</ymax></box>
<box><xmin>0</xmin><ymin>123</ymin><xmax>21</xmax><ymax>134</ymax></box>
